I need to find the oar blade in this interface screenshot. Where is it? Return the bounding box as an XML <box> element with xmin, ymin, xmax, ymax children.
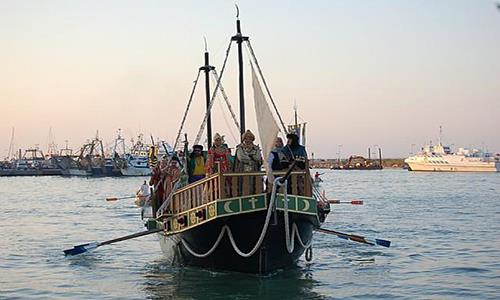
<box><xmin>375</xmin><ymin>239</ymin><xmax>391</xmax><ymax>248</ymax></box>
<box><xmin>63</xmin><ymin>242</ymin><xmax>99</xmax><ymax>256</ymax></box>
<box><xmin>106</xmin><ymin>198</ymin><xmax>118</xmax><ymax>201</ymax></box>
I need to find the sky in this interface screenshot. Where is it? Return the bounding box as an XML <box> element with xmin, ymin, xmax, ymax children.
<box><xmin>1</xmin><ymin>0</ymin><xmax>499</xmax><ymax>159</ymax></box>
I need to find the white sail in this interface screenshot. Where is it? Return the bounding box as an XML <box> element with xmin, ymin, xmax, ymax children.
<box><xmin>252</xmin><ymin>65</ymin><xmax>279</xmax><ymax>180</ymax></box>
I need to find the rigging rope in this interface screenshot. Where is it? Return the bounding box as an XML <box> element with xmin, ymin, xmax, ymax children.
<box><xmin>194</xmin><ymin>41</ymin><xmax>233</xmax><ymax>145</ymax></box>
<box><xmin>245</xmin><ymin>40</ymin><xmax>288</xmax><ymax>134</ymax></box>
<box><xmin>214</xmin><ymin>79</ymin><xmax>239</xmax><ymax>144</ymax></box>
<box><xmin>212</xmin><ymin>70</ymin><xmax>241</xmax><ymax>131</ymax></box>
<box><xmin>173</xmin><ymin>70</ymin><xmax>202</xmax><ymax>150</ymax></box>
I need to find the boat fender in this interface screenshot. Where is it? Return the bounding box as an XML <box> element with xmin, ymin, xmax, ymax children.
<box><xmin>305</xmin><ymin>246</ymin><xmax>313</xmax><ymax>262</ymax></box>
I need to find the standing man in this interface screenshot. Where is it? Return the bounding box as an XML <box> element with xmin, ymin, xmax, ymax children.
<box><xmin>188</xmin><ymin>145</ymin><xmax>206</xmax><ymax>183</ymax></box>
<box><xmin>283</xmin><ymin>133</ymin><xmax>308</xmax><ymax>170</ymax></box>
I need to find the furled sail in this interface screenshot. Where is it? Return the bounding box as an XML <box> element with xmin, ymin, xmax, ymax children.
<box><xmin>252</xmin><ymin>65</ymin><xmax>279</xmax><ymax>180</ymax></box>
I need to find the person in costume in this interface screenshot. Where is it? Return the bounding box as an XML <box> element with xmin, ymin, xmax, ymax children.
<box><xmin>282</xmin><ymin>132</ymin><xmax>309</xmax><ymax>194</ymax></box>
<box><xmin>283</xmin><ymin>132</ymin><xmax>308</xmax><ymax>170</ymax></box>
<box><xmin>161</xmin><ymin>156</ymin><xmax>181</xmax><ymax>204</ymax></box>
<box><xmin>268</xmin><ymin>137</ymin><xmax>289</xmax><ymax>171</ymax></box>
<box><xmin>205</xmin><ymin>133</ymin><xmax>232</xmax><ymax>175</ymax></box>
<box><xmin>149</xmin><ymin>157</ymin><xmax>168</xmax><ymax>202</ymax></box>
<box><xmin>234</xmin><ymin>130</ymin><xmax>263</xmax><ymax>172</ymax></box>
<box><xmin>187</xmin><ymin>144</ymin><xmax>207</xmax><ymax>183</ymax></box>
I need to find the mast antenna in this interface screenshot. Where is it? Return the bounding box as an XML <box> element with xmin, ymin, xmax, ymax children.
<box><xmin>439</xmin><ymin>125</ymin><xmax>442</xmax><ymax>145</ymax></box>
<box><xmin>294</xmin><ymin>100</ymin><xmax>298</xmax><ymax>128</ymax></box>
<box><xmin>7</xmin><ymin>127</ymin><xmax>15</xmax><ymax>160</ymax></box>
<box><xmin>199</xmin><ymin>38</ymin><xmax>215</xmax><ymax>148</ymax></box>
<box><xmin>231</xmin><ymin>4</ymin><xmax>248</xmax><ymax>136</ymax></box>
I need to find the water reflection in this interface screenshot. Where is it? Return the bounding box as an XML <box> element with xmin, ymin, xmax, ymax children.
<box><xmin>141</xmin><ymin>258</ymin><xmax>325</xmax><ymax>300</ymax></box>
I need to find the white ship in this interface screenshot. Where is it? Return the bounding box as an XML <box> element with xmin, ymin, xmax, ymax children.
<box><xmin>405</xmin><ymin>143</ymin><xmax>500</xmax><ymax>172</ymax></box>
<box><xmin>120</xmin><ymin>134</ymin><xmax>152</xmax><ymax>176</ymax></box>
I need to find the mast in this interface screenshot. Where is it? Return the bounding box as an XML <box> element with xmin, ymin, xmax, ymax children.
<box><xmin>7</xmin><ymin>127</ymin><xmax>14</xmax><ymax>160</ymax></box>
<box><xmin>231</xmin><ymin>7</ymin><xmax>249</xmax><ymax>136</ymax></box>
<box><xmin>379</xmin><ymin>147</ymin><xmax>383</xmax><ymax>167</ymax></box>
<box><xmin>294</xmin><ymin>102</ymin><xmax>298</xmax><ymax>129</ymax></box>
<box><xmin>439</xmin><ymin>125</ymin><xmax>442</xmax><ymax>146</ymax></box>
<box><xmin>199</xmin><ymin>39</ymin><xmax>215</xmax><ymax>148</ymax></box>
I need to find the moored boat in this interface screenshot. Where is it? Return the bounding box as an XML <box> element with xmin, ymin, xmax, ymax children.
<box><xmin>405</xmin><ymin>128</ymin><xmax>499</xmax><ymax>172</ymax></box>
<box><xmin>0</xmin><ymin>148</ymin><xmax>62</xmax><ymax>176</ymax></box>
<box><xmin>405</xmin><ymin>144</ymin><xmax>500</xmax><ymax>172</ymax></box>
<box><xmin>121</xmin><ymin>134</ymin><xmax>152</xmax><ymax>176</ymax></box>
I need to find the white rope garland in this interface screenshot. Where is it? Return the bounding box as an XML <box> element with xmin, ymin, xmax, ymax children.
<box><xmin>179</xmin><ymin>177</ymin><xmax>312</xmax><ymax>258</ymax></box>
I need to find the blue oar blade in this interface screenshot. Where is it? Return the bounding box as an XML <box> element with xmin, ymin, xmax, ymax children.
<box><xmin>337</xmin><ymin>235</ymin><xmax>349</xmax><ymax>240</ymax></box>
<box><xmin>375</xmin><ymin>239</ymin><xmax>391</xmax><ymax>248</ymax></box>
<box><xmin>63</xmin><ymin>242</ymin><xmax>99</xmax><ymax>256</ymax></box>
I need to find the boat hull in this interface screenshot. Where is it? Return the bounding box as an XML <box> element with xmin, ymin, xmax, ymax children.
<box><xmin>406</xmin><ymin>161</ymin><xmax>500</xmax><ymax>172</ymax></box>
<box><xmin>158</xmin><ymin>210</ymin><xmax>317</xmax><ymax>274</ymax></box>
<box><xmin>121</xmin><ymin>166</ymin><xmax>152</xmax><ymax>176</ymax></box>
<box><xmin>91</xmin><ymin>166</ymin><xmax>122</xmax><ymax>177</ymax></box>
<box><xmin>61</xmin><ymin>168</ymin><xmax>91</xmax><ymax>176</ymax></box>
<box><xmin>0</xmin><ymin>169</ymin><xmax>62</xmax><ymax>176</ymax></box>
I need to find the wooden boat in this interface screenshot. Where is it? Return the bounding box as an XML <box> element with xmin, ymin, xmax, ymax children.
<box><xmin>148</xmin><ymin>169</ymin><xmax>319</xmax><ymax>274</ymax></box>
<box><xmin>144</xmin><ymin>14</ymin><xmax>329</xmax><ymax>274</ymax></box>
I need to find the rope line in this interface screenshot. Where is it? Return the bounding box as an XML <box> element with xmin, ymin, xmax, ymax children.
<box><xmin>212</xmin><ymin>70</ymin><xmax>241</xmax><ymax>131</ymax></box>
<box><xmin>214</xmin><ymin>81</ymin><xmax>239</xmax><ymax>144</ymax></box>
<box><xmin>173</xmin><ymin>70</ymin><xmax>202</xmax><ymax>150</ymax></box>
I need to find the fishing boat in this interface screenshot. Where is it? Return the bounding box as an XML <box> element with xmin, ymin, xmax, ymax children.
<box><xmin>60</xmin><ymin>132</ymin><xmax>124</xmax><ymax>177</ymax></box>
<box><xmin>0</xmin><ymin>148</ymin><xmax>62</xmax><ymax>176</ymax></box>
<box><xmin>144</xmin><ymin>15</ymin><xmax>330</xmax><ymax>274</ymax></box>
<box><xmin>121</xmin><ymin>134</ymin><xmax>152</xmax><ymax>176</ymax></box>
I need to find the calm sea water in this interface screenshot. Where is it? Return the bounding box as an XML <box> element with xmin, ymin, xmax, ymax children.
<box><xmin>1</xmin><ymin>169</ymin><xmax>499</xmax><ymax>299</ymax></box>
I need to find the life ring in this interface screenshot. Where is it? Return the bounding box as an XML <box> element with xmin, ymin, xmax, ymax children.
<box><xmin>305</xmin><ymin>246</ymin><xmax>313</xmax><ymax>262</ymax></box>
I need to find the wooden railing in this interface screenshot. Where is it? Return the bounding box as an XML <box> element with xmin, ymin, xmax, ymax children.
<box><xmin>166</xmin><ymin>173</ymin><xmax>221</xmax><ymax>214</ymax></box>
<box><xmin>160</xmin><ymin>170</ymin><xmax>312</xmax><ymax>216</ymax></box>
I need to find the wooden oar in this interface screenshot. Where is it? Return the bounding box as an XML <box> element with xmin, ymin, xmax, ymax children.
<box><xmin>63</xmin><ymin>228</ymin><xmax>162</xmax><ymax>256</ymax></box>
<box><xmin>105</xmin><ymin>195</ymin><xmax>136</xmax><ymax>201</ymax></box>
<box><xmin>316</xmin><ymin>227</ymin><xmax>391</xmax><ymax>248</ymax></box>
<box><xmin>328</xmin><ymin>199</ymin><xmax>364</xmax><ymax>205</ymax></box>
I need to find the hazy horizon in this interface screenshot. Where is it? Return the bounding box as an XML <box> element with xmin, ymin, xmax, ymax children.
<box><xmin>1</xmin><ymin>0</ymin><xmax>499</xmax><ymax>159</ymax></box>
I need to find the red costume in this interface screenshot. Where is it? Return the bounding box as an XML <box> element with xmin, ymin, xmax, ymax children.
<box><xmin>205</xmin><ymin>146</ymin><xmax>231</xmax><ymax>175</ymax></box>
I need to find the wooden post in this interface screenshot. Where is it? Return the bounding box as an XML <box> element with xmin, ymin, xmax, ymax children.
<box><xmin>255</xmin><ymin>175</ymin><xmax>263</xmax><ymax>194</ymax></box>
<box><xmin>218</xmin><ymin>163</ymin><xmax>224</xmax><ymax>199</ymax></box>
<box><xmin>242</xmin><ymin>175</ymin><xmax>250</xmax><ymax>196</ymax></box>
<box><xmin>291</xmin><ymin>174</ymin><xmax>299</xmax><ymax>195</ymax></box>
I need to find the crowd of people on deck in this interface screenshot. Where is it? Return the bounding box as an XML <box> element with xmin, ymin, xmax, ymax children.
<box><xmin>147</xmin><ymin>129</ymin><xmax>308</xmax><ymax>207</ymax></box>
